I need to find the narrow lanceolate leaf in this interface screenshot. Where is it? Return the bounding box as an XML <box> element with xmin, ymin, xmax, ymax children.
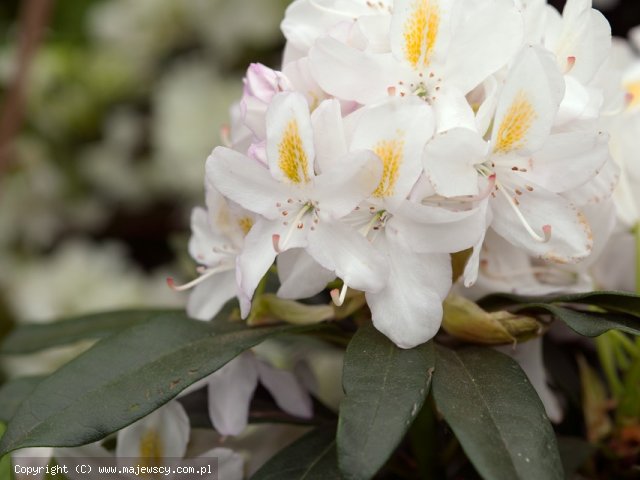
<box><xmin>0</xmin><ymin>312</ymin><xmax>315</xmax><ymax>455</ymax></box>
<box><xmin>432</xmin><ymin>345</ymin><xmax>563</xmax><ymax>480</ymax></box>
<box><xmin>251</xmin><ymin>426</ymin><xmax>339</xmax><ymax>480</ymax></box>
<box><xmin>0</xmin><ymin>310</ymin><xmax>182</xmax><ymax>354</ymax></box>
<box><xmin>510</xmin><ymin>304</ymin><xmax>640</xmax><ymax>337</ymax></box>
<box><xmin>337</xmin><ymin>324</ymin><xmax>435</xmax><ymax>480</ymax></box>
<box><xmin>0</xmin><ymin>376</ymin><xmax>44</xmax><ymax>422</ymax></box>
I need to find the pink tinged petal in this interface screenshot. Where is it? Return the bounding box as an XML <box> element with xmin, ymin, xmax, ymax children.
<box><xmin>266</xmin><ymin>92</ymin><xmax>315</xmax><ymax>185</ymax></box>
<box><xmin>490</xmin><ymin>182</ymin><xmax>592</xmax><ymax>264</ymax></box>
<box><xmin>256</xmin><ymin>359</ymin><xmax>313</xmax><ymax>419</ymax></box>
<box><xmin>390</xmin><ymin>200</ymin><xmax>488</xmax><ymax>254</ymax></box>
<box><xmin>307</xmin><ymin>221</ymin><xmax>388</xmax><ymax>293</ymax></box>
<box><xmin>277</xmin><ymin>248</ymin><xmax>335</xmax><ymax>299</ymax></box>
<box><xmin>116</xmin><ymin>402</ymin><xmax>190</xmax><ymax>462</ymax></box>
<box><xmin>520</xmin><ymin>130</ymin><xmax>610</xmax><ymax>193</ymax></box>
<box><xmin>206</xmin><ymin>147</ymin><xmax>288</xmax><ymax>220</ymax></box>
<box><xmin>423</xmin><ymin>127</ymin><xmax>487</xmax><ymax>197</ymax></box>
<box><xmin>349</xmin><ymin>97</ymin><xmax>434</xmax><ymax>202</ymax></box>
<box><xmin>443</xmin><ymin>0</ymin><xmax>524</xmax><ymax>95</ymax></box>
<box><xmin>310</xmin><ymin>99</ymin><xmax>348</xmax><ymax>173</ymax></box>
<box><xmin>366</xmin><ymin>238</ymin><xmax>452</xmax><ymax>349</ymax></box>
<box><xmin>313</xmin><ymin>150</ymin><xmax>382</xmax><ymax>219</ymax></box>
<box><xmin>187</xmin><ymin>270</ymin><xmax>237</xmax><ymax>321</ymax></box>
<box><xmin>198</xmin><ymin>448</ymin><xmax>244</xmax><ymax>480</ymax></box>
<box><xmin>207</xmin><ymin>353</ymin><xmax>259</xmax><ymax>436</ymax></box>
<box><xmin>309</xmin><ymin>37</ymin><xmax>406</xmax><ymax>104</ymax></box>
<box><xmin>244</xmin><ymin>63</ymin><xmax>288</xmax><ymax>104</ymax></box>
<box><xmin>491</xmin><ymin>46</ymin><xmax>564</xmax><ymax>156</ymax></box>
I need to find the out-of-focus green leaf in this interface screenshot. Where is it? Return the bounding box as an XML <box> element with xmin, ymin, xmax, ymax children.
<box><xmin>337</xmin><ymin>324</ymin><xmax>434</xmax><ymax>480</ymax></box>
<box><xmin>557</xmin><ymin>436</ymin><xmax>593</xmax><ymax>480</ymax></box>
<box><xmin>432</xmin><ymin>345</ymin><xmax>563</xmax><ymax>480</ymax></box>
<box><xmin>250</xmin><ymin>426</ymin><xmax>339</xmax><ymax>480</ymax></box>
<box><xmin>617</xmin><ymin>357</ymin><xmax>640</xmax><ymax>425</ymax></box>
<box><xmin>577</xmin><ymin>355</ymin><xmax>613</xmax><ymax>443</ymax></box>
<box><xmin>0</xmin><ymin>376</ymin><xmax>44</xmax><ymax>422</ymax></box>
<box><xmin>0</xmin><ymin>311</ymin><xmax>317</xmax><ymax>455</ymax></box>
<box><xmin>0</xmin><ymin>310</ymin><xmax>182</xmax><ymax>354</ymax></box>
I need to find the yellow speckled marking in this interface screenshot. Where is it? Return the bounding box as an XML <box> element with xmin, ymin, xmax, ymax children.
<box><xmin>403</xmin><ymin>0</ymin><xmax>440</xmax><ymax>69</ymax></box>
<box><xmin>139</xmin><ymin>429</ymin><xmax>163</xmax><ymax>470</ymax></box>
<box><xmin>493</xmin><ymin>91</ymin><xmax>537</xmax><ymax>154</ymax></box>
<box><xmin>373</xmin><ymin>137</ymin><xmax>405</xmax><ymax>198</ymax></box>
<box><xmin>279</xmin><ymin>119</ymin><xmax>310</xmax><ymax>184</ymax></box>
<box><xmin>625</xmin><ymin>81</ymin><xmax>640</xmax><ymax>109</ymax></box>
<box><xmin>238</xmin><ymin>216</ymin><xmax>254</xmax><ymax>236</ymax></box>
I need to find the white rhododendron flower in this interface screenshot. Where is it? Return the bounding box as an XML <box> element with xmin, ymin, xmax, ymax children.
<box><xmin>184</xmin><ymin>0</ymin><xmax>619</xmax><ymax>349</ymax></box>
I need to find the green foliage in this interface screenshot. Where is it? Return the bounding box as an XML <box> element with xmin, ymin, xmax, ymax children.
<box><xmin>337</xmin><ymin>324</ymin><xmax>435</xmax><ymax>480</ymax></box>
<box><xmin>0</xmin><ymin>311</ymin><xmax>317</xmax><ymax>455</ymax></box>
<box><xmin>0</xmin><ymin>376</ymin><xmax>44</xmax><ymax>422</ymax></box>
<box><xmin>432</xmin><ymin>345</ymin><xmax>563</xmax><ymax>480</ymax></box>
<box><xmin>251</xmin><ymin>426</ymin><xmax>339</xmax><ymax>480</ymax></box>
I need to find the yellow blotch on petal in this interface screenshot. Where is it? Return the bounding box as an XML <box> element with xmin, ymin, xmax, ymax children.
<box><xmin>493</xmin><ymin>91</ymin><xmax>537</xmax><ymax>154</ymax></box>
<box><xmin>279</xmin><ymin>119</ymin><xmax>311</xmax><ymax>184</ymax></box>
<box><xmin>373</xmin><ymin>137</ymin><xmax>405</xmax><ymax>198</ymax></box>
<box><xmin>139</xmin><ymin>429</ymin><xmax>163</xmax><ymax>470</ymax></box>
<box><xmin>625</xmin><ymin>81</ymin><xmax>640</xmax><ymax>110</ymax></box>
<box><xmin>403</xmin><ymin>0</ymin><xmax>440</xmax><ymax>69</ymax></box>
<box><xmin>238</xmin><ymin>216</ymin><xmax>254</xmax><ymax>236</ymax></box>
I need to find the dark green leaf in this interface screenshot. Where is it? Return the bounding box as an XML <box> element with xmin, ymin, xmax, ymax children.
<box><xmin>0</xmin><ymin>423</ymin><xmax>13</xmax><ymax>480</ymax></box>
<box><xmin>251</xmin><ymin>426</ymin><xmax>339</xmax><ymax>480</ymax></box>
<box><xmin>337</xmin><ymin>324</ymin><xmax>434</xmax><ymax>480</ymax></box>
<box><xmin>0</xmin><ymin>376</ymin><xmax>44</xmax><ymax>422</ymax></box>
<box><xmin>557</xmin><ymin>437</ymin><xmax>593</xmax><ymax>479</ymax></box>
<box><xmin>510</xmin><ymin>304</ymin><xmax>640</xmax><ymax>337</ymax></box>
<box><xmin>432</xmin><ymin>345</ymin><xmax>563</xmax><ymax>480</ymax></box>
<box><xmin>0</xmin><ymin>310</ymin><xmax>181</xmax><ymax>354</ymax></box>
<box><xmin>0</xmin><ymin>311</ymin><xmax>316</xmax><ymax>455</ymax></box>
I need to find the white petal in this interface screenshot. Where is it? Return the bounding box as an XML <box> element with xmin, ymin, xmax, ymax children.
<box><xmin>432</xmin><ymin>87</ymin><xmax>477</xmax><ymax>132</ymax></box>
<box><xmin>366</xmin><ymin>237</ymin><xmax>451</xmax><ymax>349</ymax></box>
<box><xmin>187</xmin><ymin>270</ymin><xmax>237</xmax><ymax>321</ymax></box>
<box><xmin>116</xmin><ymin>402</ymin><xmax>190</xmax><ymax>462</ymax></box>
<box><xmin>309</xmin><ymin>37</ymin><xmax>405</xmax><ymax>104</ymax></box>
<box><xmin>423</xmin><ymin>128</ymin><xmax>487</xmax><ymax>197</ymax></box>
<box><xmin>207</xmin><ymin>353</ymin><xmax>259</xmax><ymax>436</ymax></box>
<box><xmin>277</xmin><ymin>248</ymin><xmax>335</xmax><ymax>299</ymax></box>
<box><xmin>206</xmin><ymin>147</ymin><xmax>287</xmax><ymax>220</ymax></box>
<box><xmin>197</xmin><ymin>448</ymin><xmax>245</xmax><ymax>480</ymax></box>
<box><xmin>256</xmin><ymin>359</ymin><xmax>313</xmax><ymax>419</ymax></box>
<box><xmin>490</xmin><ymin>183</ymin><xmax>592</xmax><ymax>263</ymax></box>
<box><xmin>310</xmin><ymin>99</ymin><xmax>348</xmax><ymax>173</ymax></box>
<box><xmin>491</xmin><ymin>46</ymin><xmax>564</xmax><ymax>156</ymax></box>
<box><xmin>313</xmin><ymin>150</ymin><xmax>382</xmax><ymax>218</ymax></box>
<box><xmin>349</xmin><ymin>97</ymin><xmax>435</xmax><ymax>202</ymax></box>
<box><xmin>266</xmin><ymin>92</ymin><xmax>316</xmax><ymax>185</ymax></box>
<box><xmin>444</xmin><ymin>0</ymin><xmax>524</xmax><ymax>94</ymax></box>
<box><xmin>188</xmin><ymin>207</ymin><xmax>225</xmax><ymax>266</ymax></box>
<box><xmin>520</xmin><ymin>130</ymin><xmax>610</xmax><ymax>193</ymax></box>
<box><xmin>307</xmin><ymin>221</ymin><xmax>388</xmax><ymax>293</ymax></box>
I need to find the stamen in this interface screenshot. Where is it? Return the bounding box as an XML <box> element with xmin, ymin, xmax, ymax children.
<box><xmin>220</xmin><ymin>125</ymin><xmax>231</xmax><ymax>147</ymax></box>
<box><xmin>272</xmin><ymin>204</ymin><xmax>311</xmax><ymax>252</ymax></box>
<box><xmin>564</xmin><ymin>56</ymin><xmax>576</xmax><ymax>74</ymax></box>
<box><xmin>167</xmin><ymin>264</ymin><xmax>232</xmax><ymax>292</ymax></box>
<box><xmin>330</xmin><ymin>284</ymin><xmax>348</xmax><ymax>307</ymax></box>
<box><xmin>497</xmin><ymin>185</ymin><xmax>551</xmax><ymax>243</ymax></box>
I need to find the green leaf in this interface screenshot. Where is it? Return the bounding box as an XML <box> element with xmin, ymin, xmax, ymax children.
<box><xmin>250</xmin><ymin>426</ymin><xmax>339</xmax><ymax>480</ymax></box>
<box><xmin>0</xmin><ymin>311</ymin><xmax>316</xmax><ymax>455</ymax></box>
<box><xmin>432</xmin><ymin>345</ymin><xmax>563</xmax><ymax>480</ymax></box>
<box><xmin>0</xmin><ymin>423</ymin><xmax>13</xmax><ymax>480</ymax></box>
<box><xmin>0</xmin><ymin>310</ymin><xmax>182</xmax><ymax>354</ymax></box>
<box><xmin>479</xmin><ymin>291</ymin><xmax>640</xmax><ymax>314</ymax></box>
<box><xmin>337</xmin><ymin>324</ymin><xmax>434</xmax><ymax>480</ymax></box>
<box><xmin>0</xmin><ymin>376</ymin><xmax>44</xmax><ymax>422</ymax></box>
<box><xmin>557</xmin><ymin>437</ymin><xmax>593</xmax><ymax>480</ymax></box>
<box><xmin>510</xmin><ymin>304</ymin><xmax>640</xmax><ymax>337</ymax></box>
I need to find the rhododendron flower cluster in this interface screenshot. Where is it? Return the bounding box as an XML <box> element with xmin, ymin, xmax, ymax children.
<box><xmin>176</xmin><ymin>0</ymin><xmax>619</xmax><ymax>349</ymax></box>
